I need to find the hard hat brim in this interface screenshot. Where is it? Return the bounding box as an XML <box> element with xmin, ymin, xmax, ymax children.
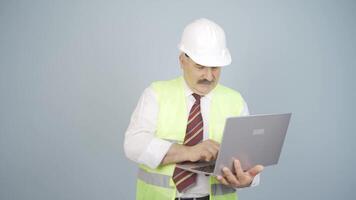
<box><xmin>178</xmin><ymin>44</ymin><xmax>231</xmax><ymax>67</ymax></box>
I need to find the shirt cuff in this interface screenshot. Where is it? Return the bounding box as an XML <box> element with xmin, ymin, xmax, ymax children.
<box><xmin>137</xmin><ymin>138</ymin><xmax>173</xmax><ymax>169</ymax></box>
<box><xmin>249</xmin><ymin>173</ymin><xmax>260</xmax><ymax>187</ymax></box>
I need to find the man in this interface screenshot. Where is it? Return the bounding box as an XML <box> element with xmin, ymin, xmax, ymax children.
<box><xmin>124</xmin><ymin>18</ymin><xmax>264</xmax><ymax>200</ymax></box>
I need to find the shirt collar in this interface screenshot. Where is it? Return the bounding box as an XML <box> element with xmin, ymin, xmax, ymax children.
<box><xmin>182</xmin><ymin>78</ymin><xmax>213</xmax><ymax>100</ymax></box>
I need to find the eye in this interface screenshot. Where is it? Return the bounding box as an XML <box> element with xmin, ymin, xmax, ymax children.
<box><xmin>196</xmin><ymin>65</ymin><xmax>205</xmax><ymax>70</ymax></box>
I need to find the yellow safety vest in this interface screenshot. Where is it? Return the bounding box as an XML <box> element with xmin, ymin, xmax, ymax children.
<box><xmin>136</xmin><ymin>77</ymin><xmax>244</xmax><ymax>200</ymax></box>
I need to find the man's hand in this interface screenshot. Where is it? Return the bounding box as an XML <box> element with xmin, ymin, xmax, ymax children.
<box><xmin>187</xmin><ymin>139</ymin><xmax>220</xmax><ymax>162</ymax></box>
<box><xmin>161</xmin><ymin>139</ymin><xmax>219</xmax><ymax>165</ymax></box>
<box><xmin>216</xmin><ymin>160</ymin><xmax>263</xmax><ymax>188</ymax></box>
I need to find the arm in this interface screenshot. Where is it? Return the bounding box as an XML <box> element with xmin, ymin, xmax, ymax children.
<box><xmin>160</xmin><ymin>143</ymin><xmax>190</xmax><ymax>165</ymax></box>
<box><xmin>123</xmin><ymin>87</ymin><xmax>172</xmax><ymax>168</ymax></box>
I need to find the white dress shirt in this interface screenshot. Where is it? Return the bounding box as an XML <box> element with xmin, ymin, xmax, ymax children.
<box><xmin>124</xmin><ymin>80</ymin><xmax>260</xmax><ymax>198</ymax></box>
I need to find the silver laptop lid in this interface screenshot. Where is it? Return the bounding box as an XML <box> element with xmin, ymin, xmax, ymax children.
<box><xmin>213</xmin><ymin>113</ymin><xmax>291</xmax><ymax>176</ymax></box>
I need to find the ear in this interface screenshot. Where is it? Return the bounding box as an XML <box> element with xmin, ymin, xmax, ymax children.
<box><xmin>179</xmin><ymin>53</ymin><xmax>185</xmax><ymax>69</ymax></box>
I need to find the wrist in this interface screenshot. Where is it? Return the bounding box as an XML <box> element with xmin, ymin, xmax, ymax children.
<box><xmin>179</xmin><ymin>144</ymin><xmax>193</xmax><ymax>162</ymax></box>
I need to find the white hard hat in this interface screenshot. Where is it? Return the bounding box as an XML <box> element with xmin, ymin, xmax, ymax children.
<box><xmin>178</xmin><ymin>18</ymin><xmax>231</xmax><ymax>67</ymax></box>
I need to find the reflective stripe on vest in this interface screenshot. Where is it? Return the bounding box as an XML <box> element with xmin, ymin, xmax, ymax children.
<box><xmin>211</xmin><ymin>183</ymin><xmax>236</xmax><ymax>196</ymax></box>
<box><xmin>138</xmin><ymin>168</ymin><xmax>236</xmax><ymax>195</ymax></box>
<box><xmin>137</xmin><ymin>168</ymin><xmax>173</xmax><ymax>188</ymax></box>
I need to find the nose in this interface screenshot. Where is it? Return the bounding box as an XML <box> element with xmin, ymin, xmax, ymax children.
<box><xmin>204</xmin><ymin>68</ymin><xmax>214</xmax><ymax>81</ymax></box>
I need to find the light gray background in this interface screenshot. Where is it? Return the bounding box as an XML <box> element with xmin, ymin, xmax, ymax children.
<box><xmin>1</xmin><ymin>0</ymin><xmax>355</xmax><ymax>199</ymax></box>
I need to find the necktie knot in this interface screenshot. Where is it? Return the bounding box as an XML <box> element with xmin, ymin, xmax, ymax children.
<box><xmin>192</xmin><ymin>93</ymin><xmax>201</xmax><ymax>101</ymax></box>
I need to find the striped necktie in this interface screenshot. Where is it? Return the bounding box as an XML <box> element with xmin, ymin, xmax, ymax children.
<box><xmin>173</xmin><ymin>93</ymin><xmax>204</xmax><ymax>192</ymax></box>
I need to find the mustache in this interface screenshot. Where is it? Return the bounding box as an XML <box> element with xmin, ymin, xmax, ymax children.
<box><xmin>197</xmin><ymin>79</ymin><xmax>214</xmax><ymax>85</ymax></box>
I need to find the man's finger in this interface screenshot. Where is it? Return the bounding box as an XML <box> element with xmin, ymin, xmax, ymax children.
<box><xmin>207</xmin><ymin>139</ymin><xmax>220</xmax><ymax>149</ymax></box>
<box><xmin>206</xmin><ymin>149</ymin><xmax>218</xmax><ymax>160</ymax></box>
<box><xmin>233</xmin><ymin>160</ymin><xmax>244</xmax><ymax>179</ymax></box>
<box><xmin>216</xmin><ymin>175</ymin><xmax>229</xmax><ymax>186</ymax></box>
<box><xmin>247</xmin><ymin>165</ymin><xmax>264</xmax><ymax>177</ymax></box>
<box><xmin>222</xmin><ymin>167</ymin><xmax>239</xmax><ymax>186</ymax></box>
<box><xmin>202</xmin><ymin>151</ymin><xmax>213</xmax><ymax>161</ymax></box>
<box><xmin>211</xmin><ymin>143</ymin><xmax>219</xmax><ymax>152</ymax></box>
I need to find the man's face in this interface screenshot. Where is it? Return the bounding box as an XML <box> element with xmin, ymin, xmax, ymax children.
<box><xmin>179</xmin><ymin>53</ymin><xmax>221</xmax><ymax>96</ymax></box>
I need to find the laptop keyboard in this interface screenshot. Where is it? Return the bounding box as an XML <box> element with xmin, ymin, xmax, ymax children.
<box><xmin>192</xmin><ymin>164</ymin><xmax>215</xmax><ymax>173</ymax></box>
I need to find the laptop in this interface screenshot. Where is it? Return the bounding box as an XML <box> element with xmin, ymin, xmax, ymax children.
<box><xmin>176</xmin><ymin>113</ymin><xmax>291</xmax><ymax>176</ymax></box>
